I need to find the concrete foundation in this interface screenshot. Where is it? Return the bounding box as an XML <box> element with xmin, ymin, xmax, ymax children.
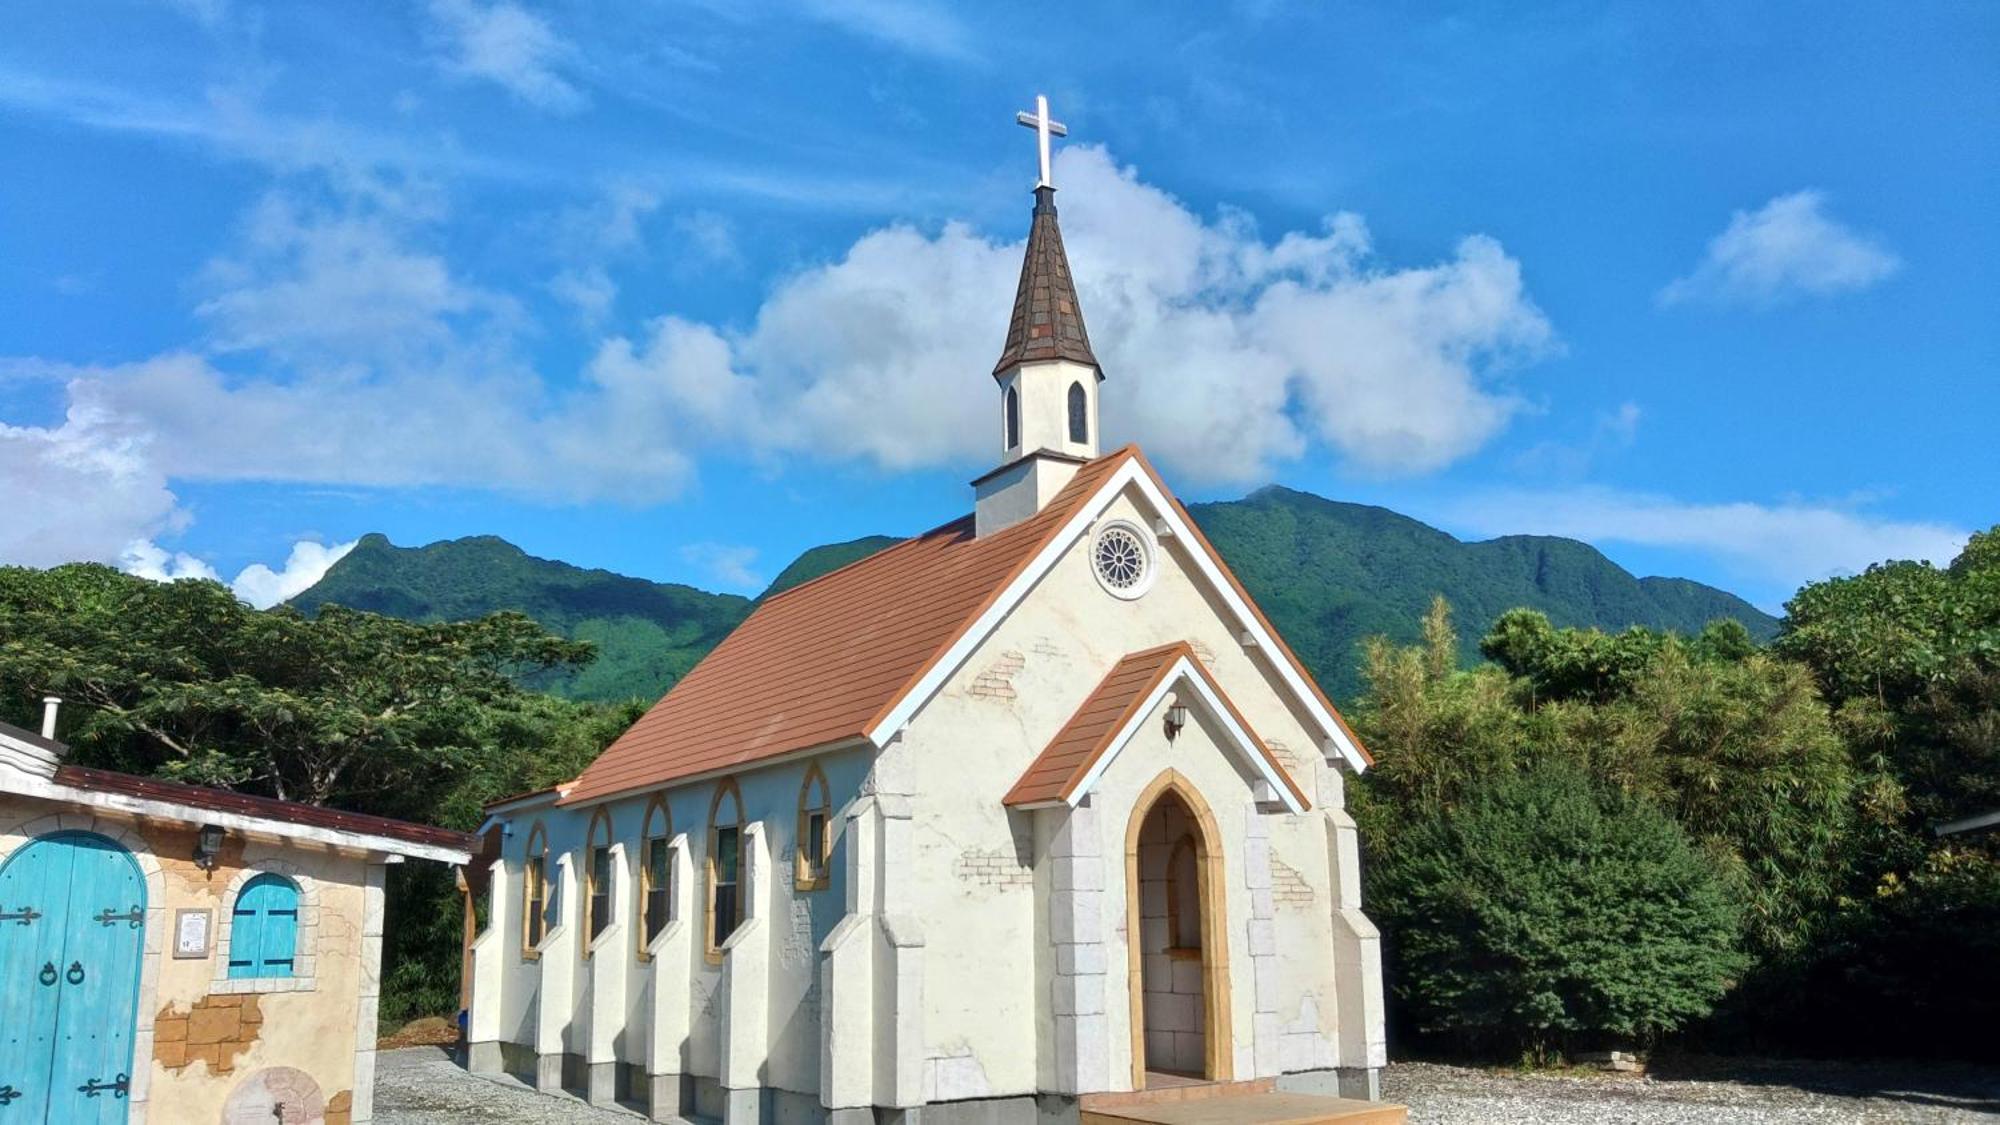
<box><xmin>1277</xmin><ymin>1067</ymin><xmax>1382</xmax><ymax>1103</ymax></box>
<box><xmin>650</xmin><ymin>1072</ymin><xmax>691</xmax><ymax>1122</ymax></box>
<box><xmin>465</xmin><ymin>1039</ymin><xmax>505</xmax><ymax>1076</ymax></box>
<box><xmin>587</xmin><ymin>1061</ymin><xmax>619</xmax><ymax>1107</ymax></box>
<box><xmin>533</xmin><ymin>1052</ymin><xmax>564</xmax><ymax>1093</ymax></box>
<box><xmin>724</xmin><ymin>1086</ymin><xmax>764</xmax><ymax>1125</ymax></box>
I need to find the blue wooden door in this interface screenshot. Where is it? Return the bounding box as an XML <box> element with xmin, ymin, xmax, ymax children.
<box><xmin>0</xmin><ymin>832</ymin><xmax>145</xmax><ymax>1124</ymax></box>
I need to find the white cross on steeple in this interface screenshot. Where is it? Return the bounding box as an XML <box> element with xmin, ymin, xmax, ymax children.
<box><xmin>1015</xmin><ymin>94</ymin><xmax>1068</xmax><ymax>189</ymax></box>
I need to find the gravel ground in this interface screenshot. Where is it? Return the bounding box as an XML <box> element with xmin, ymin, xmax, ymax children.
<box><xmin>375</xmin><ymin>1046</ymin><xmax>2000</xmax><ymax>1124</ymax></box>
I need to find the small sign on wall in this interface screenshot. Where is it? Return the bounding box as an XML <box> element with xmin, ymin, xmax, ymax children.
<box><xmin>173</xmin><ymin>908</ymin><xmax>212</xmax><ymax>959</ymax></box>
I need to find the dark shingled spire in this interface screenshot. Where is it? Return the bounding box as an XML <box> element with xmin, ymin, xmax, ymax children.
<box><xmin>993</xmin><ymin>186</ymin><xmax>1099</xmax><ymax>379</ymax></box>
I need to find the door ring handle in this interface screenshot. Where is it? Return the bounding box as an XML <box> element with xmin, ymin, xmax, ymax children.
<box><xmin>65</xmin><ymin>961</ymin><xmax>84</xmax><ymax>985</ymax></box>
<box><xmin>39</xmin><ymin>961</ymin><xmax>57</xmax><ymax>986</ymax></box>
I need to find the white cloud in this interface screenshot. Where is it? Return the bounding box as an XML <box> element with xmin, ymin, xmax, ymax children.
<box><xmin>798</xmin><ymin>0</ymin><xmax>974</xmax><ymax>60</ymax></box>
<box><xmin>229</xmin><ymin>538</ymin><xmax>358</xmax><ymax>607</ymax></box>
<box><xmin>1438</xmin><ymin>486</ymin><xmax>1969</xmax><ymax>596</ymax></box>
<box><xmin>426</xmin><ymin>0</ymin><xmax>585</xmax><ymax>112</ymax></box>
<box><xmin>0</xmin><ymin>400</ymin><xmax>189</xmax><ymax>568</ymax></box>
<box><xmin>6</xmin><ymin>145</ymin><xmax>1554</xmax><ymax>543</ymax></box>
<box><xmin>1661</xmin><ymin>190</ymin><xmax>1900</xmax><ymax>307</ymax></box>
<box><xmin>680</xmin><ymin>542</ymin><xmax>762</xmax><ymax>592</ymax></box>
<box><xmin>118</xmin><ymin>539</ymin><xmax>219</xmax><ymax>583</ymax></box>
<box><xmin>121</xmin><ymin>537</ymin><xmax>357</xmax><ymax>608</ymax></box>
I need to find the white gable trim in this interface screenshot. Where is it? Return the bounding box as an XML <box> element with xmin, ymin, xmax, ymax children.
<box><xmin>3</xmin><ymin>773</ymin><xmax>470</xmax><ymax>866</ymax></box>
<box><xmin>1064</xmin><ymin>655</ymin><xmax>1306</xmax><ymax>814</ymax></box>
<box><xmin>864</xmin><ymin>457</ymin><xmax>1370</xmax><ymax>772</ymax></box>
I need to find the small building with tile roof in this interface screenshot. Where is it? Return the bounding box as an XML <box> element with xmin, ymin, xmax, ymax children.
<box><xmin>0</xmin><ymin>711</ymin><xmax>472</xmax><ymax>1125</ymax></box>
<box><xmin>463</xmin><ymin>109</ymin><xmax>1387</xmax><ymax>1124</ymax></box>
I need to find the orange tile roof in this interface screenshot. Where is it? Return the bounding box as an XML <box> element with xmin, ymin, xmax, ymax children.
<box><xmin>1003</xmin><ymin>642</ymin><xmax>1311</xmax><ymax>810</ymax></box>
<box><xmin>559</xmin><ymin>448</ymin><xmax>1142</xmax><ymax>806</ymax></box>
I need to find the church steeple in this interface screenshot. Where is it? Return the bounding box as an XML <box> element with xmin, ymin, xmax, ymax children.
<box><xmin>992</xmin><ymin>185</ymin><xmax>1099</xmax><ymax>378</ymax></box>
<box><xmin>975</xmin><ymin>95</ymin><xmax>1104</xmax><ymax>537</ymax></box>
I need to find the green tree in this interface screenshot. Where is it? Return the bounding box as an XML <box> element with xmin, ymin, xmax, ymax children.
<box><xmin>0</xmin><ymin>563</ymin><xmax>594</xmax><ymax>806</ymax></box>
<box><xmin>1373</xmin><ymin>761</ymin><xmax>1746</xmax><ymax>1058</ymax></box>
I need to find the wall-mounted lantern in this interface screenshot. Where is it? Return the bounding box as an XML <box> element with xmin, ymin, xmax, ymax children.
<box><xmin>1164</xmin><ymin>695</ymin><xmax>1189</xmax><ymax>742</ymax></box>
<box><xmin>193</xmin><ymin>824</ymin><xmax>225</xmax><ymax>871</ymax></box>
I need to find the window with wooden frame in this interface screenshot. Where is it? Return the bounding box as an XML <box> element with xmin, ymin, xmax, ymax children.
<box><xmin>1165</xmin><ymin>834</ymin><xmax>1203</xmax><ymax>960</ymax></box>
<box><xmin>583</xmin><ymin>809</ymin><xmax>614</xmax><ymax>956</ymax></box>
<box><xmin>795</xmin><ymin>765</ymin><xmax>832</xmax><ymax>891</ymax></box>
<box><xmin>521</xmin><ymin>823</ymin><xmax>550</xmax><ymax>959</ymax></box>
<box><xmin>706</xmin><ymin>779</ymin><xmax>745</xmax><ymax>963</ymax></box>
<box><xmin>638</xmin><ymin>794</ymin><xmax>672</xmax><ymax>959</ymax></box>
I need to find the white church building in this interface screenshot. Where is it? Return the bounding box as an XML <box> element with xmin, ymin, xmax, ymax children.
<box><xmin>463</xmin><ymin>99</ymin><xmax>1389</xmax><ymax>1125</ymax></box>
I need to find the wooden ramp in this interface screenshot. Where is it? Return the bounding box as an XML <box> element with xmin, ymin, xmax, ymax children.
<box><xmin>1081</xmin><ymin>1076</ymin><xmax>1406</xmax><ymax>1125</ymax></box>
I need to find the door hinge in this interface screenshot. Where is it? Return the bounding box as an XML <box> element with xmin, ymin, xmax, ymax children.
<box><xmin>93</xmin><ymin>906</ymin><xmax>144</xmax><ymax>929</ymax></box>
<box><xmin>0</xmin><ymin>906</ymin><xmax>40</xmax><ymax>926</ymax></box>
<box><xmin>76</xmin><ymin>1073</ymin><xmax>129</xmax><ymax>1100</ymax></box>
<box><xmin>0</xmin><ymin>1083</ymin><xmax>22</xmax><ymax>1105</ymax></box>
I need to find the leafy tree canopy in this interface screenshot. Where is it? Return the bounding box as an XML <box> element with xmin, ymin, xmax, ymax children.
<box><xmin>0</xmin><ymin>563</ymin><xmax>596</xmax><ymax>808</ymax></box>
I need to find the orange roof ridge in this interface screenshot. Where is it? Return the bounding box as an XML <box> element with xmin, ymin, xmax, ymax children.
<box><xmin>1004</xmin><ymin>641</ymin><xmax>1311</xmax><ymax>810</ymax></box>
<box><xmin>558</xmin><ymin>446</ymin><xmax>1141</xmax><ymax>807</ymax></box>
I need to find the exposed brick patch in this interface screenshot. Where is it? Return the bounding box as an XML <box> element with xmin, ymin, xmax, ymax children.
<box><xmin>154</xmin><ymin>993</ymin><xmax>263</xmax><ymax>1074</ymax></box>
<box><xmin>326</xmin><ymin>1090</ymin><xmax>354</xmax><ymax>1125</ymax></box>
<box><xmin>1271</xmin><ymin>857</ymin><xmax>1315</xmax><ymax>908</ymax></box>
<box><xmin>954</xmin><ymin>846</ymin><xmax>1033</xmax><ymax>889</ymax></box>
<box><xmin>1032</xmin><ymin>637</ymin><xmax>1063</xmax><ymax>658</ymax></box>
<box><xmin>1188</xmin><ymin>638</ymin><xmax>1217</xmax><ymax>669</ymax></box>
<box><xmin>967</xmin><ymin>650</ymin><xmax>1026</xmax><ymax>701</ymax></box>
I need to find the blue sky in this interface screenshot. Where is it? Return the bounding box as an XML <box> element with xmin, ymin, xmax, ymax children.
<box><xmin>1</xmin><ymin>1</ymin><xmax>1993</xmax><ymax>612</ymax></box>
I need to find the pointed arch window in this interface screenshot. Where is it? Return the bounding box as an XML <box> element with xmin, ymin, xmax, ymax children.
<box><xmin>1067</xmin><ymin>381</ymin><xmax>1088</xmax><ymax>444</ymax></box>
<box><xmin>706</xmin><ymin>780</ymin><xmax>745</xmax><ymax>963</ymax></box>
<box><xmin>228</xmin><ymin>873</ymin><xmax>300</xmax><ymax>979</ymax></box>
<box><xmin>639</xmin><ymin>794</ymin><xmax>673</xmax><ymax>959</ymax></box>
<box><xmin>1004</xmin><ymin>386</ymin><xmax>1021</xmax><ymax>449</ymax></box>
<box><xmin>522</xmin><ymin>822</ymin><xmax>551</xmax><ymax>959</ymax></box>
<box><xmin>584</xmin><ymin>809</ymin><xmax>614</xmax><ymax>956</ymax></box>
<box><xmin>796</xmin><ymin>765</ymin><xmax>832</xmax><ymax>892</ymax></box>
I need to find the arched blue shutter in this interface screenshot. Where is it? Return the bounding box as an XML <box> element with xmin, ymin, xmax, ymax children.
<box><xmin>229</xmin><ymin>874</ymin><xmax>300</xmax><ymax>979</ymax></box>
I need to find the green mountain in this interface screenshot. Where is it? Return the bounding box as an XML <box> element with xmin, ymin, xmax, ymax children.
<box><xmin>761</xmin><ymin>536</ymin><xmax>903</xmax><ymax>599</ymax></box>
<box><xmin>1185</xmin><ymin>486</ymin><xmax>1776</xmax><ymax>699</ymax></box>
<box><xmin>291</xmin><ymin>534</ymin><xmax>751</xmax><ymax>702</ymax></box>
<box><xmin>292</xmin><ymin>490</ymin><xmax>1776</xmax><ymax>705</ymax></box>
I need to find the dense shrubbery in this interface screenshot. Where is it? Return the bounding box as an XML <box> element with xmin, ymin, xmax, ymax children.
<box><xmin>1354</xmin><ymin>526</ymin><xmax>2000</xmax><ymax>1062</ymax></box>
<box><xmin>1373</xmin><ymin>761</ymin><xmax>1745</xmax><ymax>1058</ymax></box>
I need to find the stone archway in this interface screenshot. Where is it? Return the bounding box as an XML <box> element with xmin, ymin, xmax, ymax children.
<box><xmin>1123</xmin><ymin>770</ymin><xmax>1231</xmax><ymax>1088</ymax></box>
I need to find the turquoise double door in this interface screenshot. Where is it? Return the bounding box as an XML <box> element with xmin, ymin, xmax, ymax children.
<box><xmin>0</xmin><ymin>831</ymin><xmax>146</xmax><ymax>1123</ymax></box>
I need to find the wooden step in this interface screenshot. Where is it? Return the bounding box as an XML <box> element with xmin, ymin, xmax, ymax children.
<box><xmin>1081</xmin><ymin>1077</ymin><xmax>1276</xmax><ymax>1110</ymax></box>
<box><xmin>1081</xmin><ymin>1091</ymin><xmax>1407</xmax><ymax>1125</ymax></box>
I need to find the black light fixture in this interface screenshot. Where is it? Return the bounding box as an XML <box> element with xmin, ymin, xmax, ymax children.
<box><xmin>1164</xmin><ymin>695</ymin><xmax>1189</xmax><ymax>742</ymax></box>
<box><xmin>193</xmin><ymin>824</ymin><xmax>225</xmax><ymax>871</ymax></box>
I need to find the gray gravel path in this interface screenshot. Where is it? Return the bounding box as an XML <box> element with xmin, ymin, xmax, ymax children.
<box><xmin>374</xmin><ymin>1046</ymin><xmax>2000</xmax><ymax>1124</ymax></box>
<box><xmin>1387</xmin><ymin>1059</ymin><xmax>2000</xmax><ymax>1124</ymax></box>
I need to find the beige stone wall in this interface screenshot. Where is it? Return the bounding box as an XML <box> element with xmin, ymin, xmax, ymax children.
<box><xmin>0</xmin><ymin>795</ymin><xmax>378</xmax><ymax>1125</ymax></box>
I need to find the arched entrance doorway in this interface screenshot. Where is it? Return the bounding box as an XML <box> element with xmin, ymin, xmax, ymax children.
<box><xmin>1124</xmin><ymin>771</ymin><xmax>1230</xmax><ymax>1087</ymax></box>
<box><xmin>0</xmin><ymin>831</ymin><xmax>147</xmax><ymax>1123</ymax></box>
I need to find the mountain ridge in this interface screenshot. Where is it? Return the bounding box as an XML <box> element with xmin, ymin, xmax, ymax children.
<box><xmin>291</xmin><ymin>489</ymin><xmax>1777</xmax><ymax>703</ymax></box>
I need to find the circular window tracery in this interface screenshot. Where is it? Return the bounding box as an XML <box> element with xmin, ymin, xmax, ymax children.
<box><xmin>1091</xmin><ymin>521</ymin><xmax>1155</xmax><ymax>599</ymax></box>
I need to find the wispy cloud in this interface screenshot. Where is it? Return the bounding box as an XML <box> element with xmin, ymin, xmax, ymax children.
<box><xmin>681</xmin><ymin>542</ymin><xmax>762</xmax><ymax>592</ymax></box>
<box><xmin>425</xmin><ymin>0</ymin><xmax>586</xmax><ymax>112</ymax></box>
<box><xmin>1437</xmin><ymin>486</ymin><xmax>1968</xmax><ymax>601</ymax></box>
<box><xmin>1661</xmin><ymin>190</ymin><xmax>1900</xmax><ymax>307</ymax></box>
<box><xmin>798</xmin><ymin>0</ymin><xmax>975</xmax><ymax>60</ymax></box>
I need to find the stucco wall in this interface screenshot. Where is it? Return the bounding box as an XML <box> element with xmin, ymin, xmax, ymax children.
<box><xmin>476</xmin><ymin>745</ymin><xmax>868</xmax><ymax>1097</ymax></box>
<box><xmin>0</xmin><ymin>794</ymin><xmax>379</xmax><ymax>1125</ymax></box>
<box><xmin>893</xmin><ymin>484</ymin><xmax>1354</xmax><ymax>1092</ymax></box>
